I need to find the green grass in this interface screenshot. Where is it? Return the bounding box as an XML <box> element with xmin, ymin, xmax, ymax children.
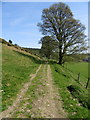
<box><xmin>63</xmin><ymin>62</ymin><xmax>88</xmax><ymax>88</ymax></box>
<box><xmin>51</xmin><ymin>62</ymin><xmax>89</xmax><ymax>119</ymax></box>
<box><xmin>2</xmin><ymin>44</ymin><xmax>41</xmax><ymax>111</ymax></box>
<box><xmin>64</xmin><ymin>62</ymin><xmax>88</xmax><ymax>78</ymax></box>
<box><xmin>2</xmin><ymin>43</ymin><xmax>89</xmax><ymax>119</ymax></box>
<box><xmin>11</xmin><ymin>64</ymin><xmax>47</xmax><ymax>118</ymax></box>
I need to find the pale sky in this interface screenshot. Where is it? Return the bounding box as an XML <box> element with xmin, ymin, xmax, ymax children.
<box><xmin>1</xmin><ymin>2</ymin><xmax>88</xmax><ymax>48</ymax></box>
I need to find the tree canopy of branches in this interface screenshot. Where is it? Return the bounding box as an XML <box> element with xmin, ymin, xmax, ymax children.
<box><xmin>39</xmin><ymin>36</ymin><xmax>58</xmax><ymax>59</ymax></box>
<box><xmin>37</xmin><ymin>2</ymin><xmax>87</xmax><ymax>65</ymax></box>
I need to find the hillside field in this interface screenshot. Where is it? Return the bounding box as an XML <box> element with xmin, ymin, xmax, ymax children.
<box><xmin>2</xmin><ymin>44</ymin><xmax>42</xmax><ymax>111</ymax></box>
<box><xmin>1</xmin><ymin>43</ymin><xmax>89</xmax><ymax>119</ymax></box>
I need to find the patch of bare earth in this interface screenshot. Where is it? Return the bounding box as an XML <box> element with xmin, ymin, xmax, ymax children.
<box><xmin>31</xmin><ymin>64</ymin><xmax>67</xmax><ymax>118</ymax></box>
<box><xmin>1</xmin><ymin>64</ymin><xmax>42</xmax><ymax>118</ymax></box>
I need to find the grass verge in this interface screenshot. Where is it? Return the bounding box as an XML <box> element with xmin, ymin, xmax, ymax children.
<box><xmin>2</xmin><ymin>45</ymin><xmax>40</xmax><ymax>111</ymax></box>
<box><xmin>51</xmin><ymin>62</ymin><xmax>89</xmax><ymax>119</ymax></box>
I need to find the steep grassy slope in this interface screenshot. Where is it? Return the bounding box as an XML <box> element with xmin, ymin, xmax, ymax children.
<box><xmin>23</xmin><ymin>48</ymin><xmax>41</xmax><ymax>56</ymax></box>
<box><xmin>51</xmin><ymin>62</ymin><xmax>89</xmax><ymax>119</ymax></box>
<box><xmin>2</xmin><ymin>44</ymin><xmax>42</xmax><ymax>111</ymax></box>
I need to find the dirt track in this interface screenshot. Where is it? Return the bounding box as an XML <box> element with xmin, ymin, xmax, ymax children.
<box><xmin>31</xmin><ymin>64</ymin><xmax>66</xmax><ymax>118</ymax></box>
<box><xmin>1</xmin><ymin>64</ymin><xmax>66</xmax><ymax>118</ymax></box>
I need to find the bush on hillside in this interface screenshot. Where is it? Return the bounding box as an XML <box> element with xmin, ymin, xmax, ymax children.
<box><xmin>9</xmin><ymin>40</ymin><xmax>12</xmax><ymax>44</ymax></box>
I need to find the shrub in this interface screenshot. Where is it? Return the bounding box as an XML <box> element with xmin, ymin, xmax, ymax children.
<box><xmin>9</xmin><ymin>40</ymin><xmax>12</xmax><ymax>44</ymax></box>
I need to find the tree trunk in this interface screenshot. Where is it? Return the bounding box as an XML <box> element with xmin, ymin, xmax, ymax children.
<box><xmin>47</xmin><ymin>54</ymin><xmax>50</xmax><ymax>59</ymax></box>
<box><xmin>58</xmin><ymin>46</ymin><xmax>63</xmax><ymax>65</ymax></box>
<box><xmin>58</xmin><ymin>53</ymin><xmax>63</xmax><ymax>65</ymax></box>
<box><xmin>47</xmin><ymin>50</ymin><xmax>51</xmax><ymax>59</ymax></box>
<box><xmin>57</xmin><ymin>32</ymin><xmax>63</xmax><ymax>65</ymax></box>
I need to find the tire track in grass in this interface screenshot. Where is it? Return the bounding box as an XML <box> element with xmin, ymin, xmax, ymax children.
<box><xmin>10</xmin><ymin>64</ymin><xmax>47</xmax><ymax>118</ymax></box>
<box><xmin>1</xmin><ymin>64</ymin><xmax>67</xmax><ymax>118</ymax></box>
<box><xmin>31</xmin><ymin>64</ymin><xmax>66</xmax><ymax>118</ymax></box>
<box><xmin>45</xmin><ymin>65</ymin><xmax>66</xmax><ymax>118</ymax></box>
<box><xmin>1</xmin><ymin>64</ymin><xmax>42</xmax><ymax>118</ymax></box>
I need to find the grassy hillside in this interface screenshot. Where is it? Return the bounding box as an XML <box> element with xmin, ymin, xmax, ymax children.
<box><xmin>23</xmin><ymin>48</ymin><xmax>41</xmax><ymax>57</ymax></box>
<box><xmin>2</xmin><ymin>44</ymin><xmax>43</xmax><ymax>111</ymax></box>
<box><xmin>65</xmin><ymin>62</ymin><xmax>88</xmax><ymax>80</ymax></box>
<box><xmin>1</xmin><ymin>38</ymin><xmax>89</xmax><ymax>119</ymax></box>
<box><xmin>51</xmin><ymin>62</ymin><xmax>89</xmax><ymax>119</ymax></box>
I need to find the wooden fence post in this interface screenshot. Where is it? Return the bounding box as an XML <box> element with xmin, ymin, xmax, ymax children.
<box><xmin>86</xmin><ymin>77</ymin><xmax>90</xmax><ymax>89</ymax></box>
<box><xmin>77</xmin><ymin>73</ymin><xmax>80</xmax><ymax>82</ymax></box>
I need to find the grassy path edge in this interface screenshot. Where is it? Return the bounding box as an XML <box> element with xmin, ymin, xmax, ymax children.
<box><xmin>1</xmin><ymin>64</ymin><xmax>42</xmax><ymax>118</ymax></box>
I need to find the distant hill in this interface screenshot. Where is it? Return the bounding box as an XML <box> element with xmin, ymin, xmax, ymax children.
<box><xmin>0</xmin><ymin>38</ymin><xmax>88</xmax><ymax>62</ymax></box>
<box><xmin>0</xmin><ymin>38</ymin><xmax>9</xmax><ymax>45</ymax></box>
<box><xmin>23</xmin><ymin>47</ymin><xmax>41</xmax><ymax>56</ymax></box>
<box><xmin>0</xmin><ymin>38</ymin><xmax>41</xmax><ymax>58</ymax></box>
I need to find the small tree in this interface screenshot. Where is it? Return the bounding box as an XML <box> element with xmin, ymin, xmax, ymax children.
<box><xmin>39</xmin><ymin>36</ymin><xmax>58</xmax><ymax>59</ymax></box>
<box><xmin>9</xmin><ymin>40</ymin><xmax>12</xmax><ymax>44</ymax></box>
<box><xmin>37</xmin><ymin>2</ymin><xmax>87</xmax><ymax>65</ymax></box>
